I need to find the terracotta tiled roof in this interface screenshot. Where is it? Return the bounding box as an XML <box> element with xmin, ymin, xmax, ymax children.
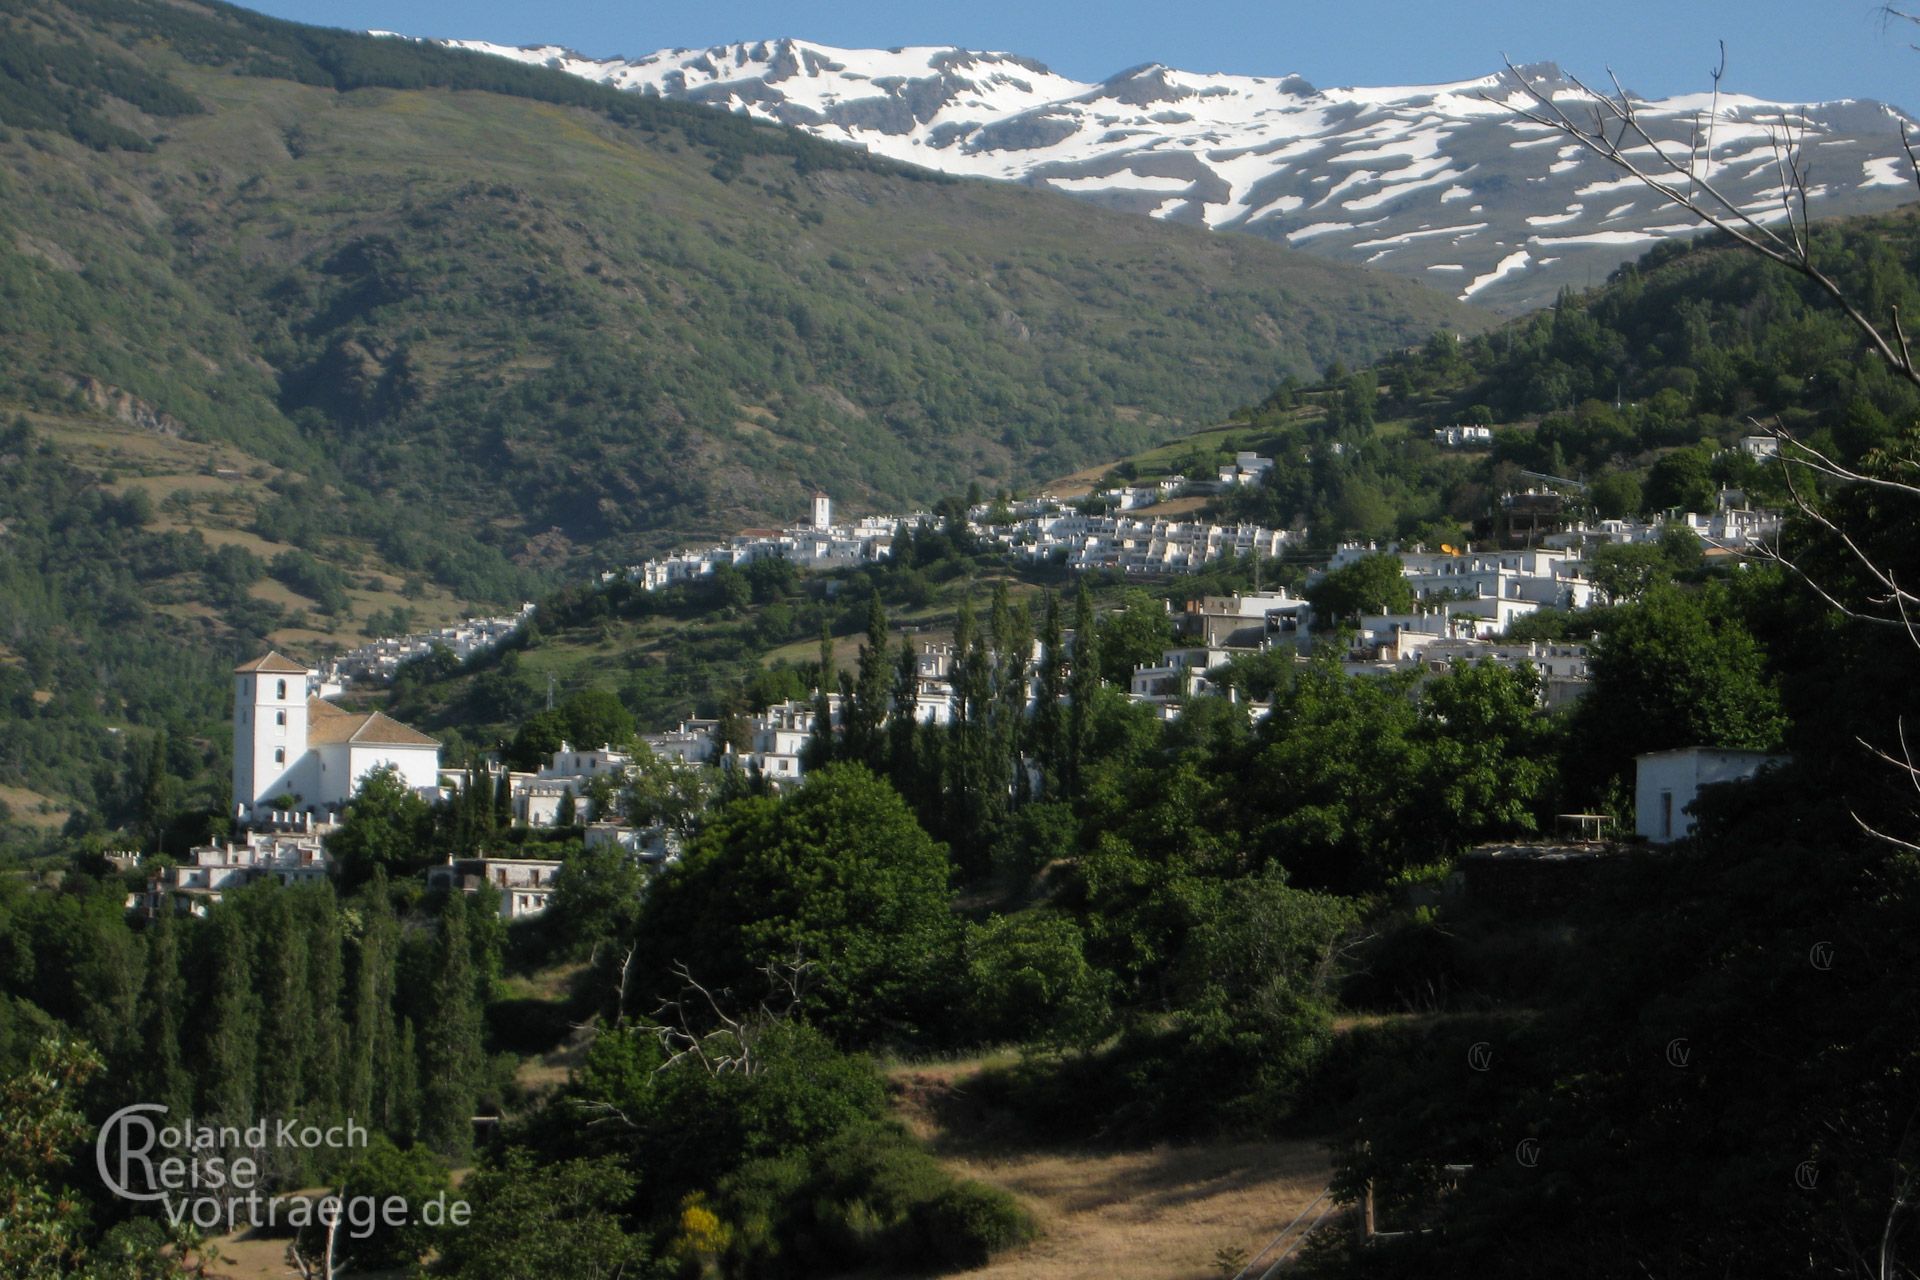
<box><xmin>304</xmin><ymin>697</ymin><xmax>439</xmax><ymax>748</ymax></box>
<box><xmin>349</xmin><ymin>711</ymin><xmax>440</xmax><ymax>748</ymax></box>
<box><xmin>234</xmin><ymin>651</ymin><xmax>309</xmax><ymax>675</ymax></box>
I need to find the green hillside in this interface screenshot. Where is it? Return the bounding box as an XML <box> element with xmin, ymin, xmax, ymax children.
<box><xmin>1064</xmin><ymin>211</ymin><xmax>1920</xmax><ymax>548</ymax></box>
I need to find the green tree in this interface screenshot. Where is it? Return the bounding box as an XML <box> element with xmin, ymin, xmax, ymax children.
<box><xmin>1306</xmin><ymin>553</ymin><xmax>1416</xmax><ymax>626</ymax></box>
<box><xmin>1415</xmin><ymin>660</ymin><xmax>1553</xmax><ymax>842</ymax></box>
<box><xmin>505</xmin><ymin>710</ymin><xmax>567</xmax><ymax>773</ymax></box>
<box><xmin>1240</xmin><ymin>660</ymin><xmax>1424</xmax><ymax>890</ymax></box>
<box><xmin>312</xmin><ymin>1136</ymin><xmax>451</xmax><ymax>1271</ymax></box>
<box><xmin>842</xmin><ymin>594</ymin><xmax>892</xmax><ymax>771</ymax></box>
<box><xmin>963</xmin><ymin>914</ymin><xmax>1109</xmax><ymax>1048</ymax></box>
<box><xmin>0</xmin><ymin>1038</ymin><xmax>162</xmax><ymax>1278</ymax></box>
<box><xmin>1096</xmin><ymin>589</ymin><xmax>1176</xmax><ymax>687</ymax></box>
<box><xmin>135</xmin><ymin>912</ymin><xmax>191</xmax><ymax>1119</ymax></box>
<box><xmin>250</xmin><ymin>889</ymin><xmax>315</xmax><ymax>1162</ymax></box>
<box><xmin>638</xmin><ymin>764</ymin><xmax>956</xmax><ymax>1042</ymax></box>
<box><xmin>1065</xmin><ymin>583</ymin><xmax>1101</xmax><ymax>800</ymax></box>
<box><xmin>803</xmin><ymin>624</ymin><xmax>837</xmax><ymax>770</ymax></box>
<box><xmin>1031</xmin><ymin>591</ymin><xmax>1067</xmax><ymax>792</ymax></box>
<box><xmin>557</xmin><ymin>689</ymin><xmax>636</xmax><ymax>751</ymax></box>
<box><xmin>345</xmin><ymin>874</ymin><xmax>411</xmax><ymax>1136</ymax></box>
<box><xmin>1174</xmin><ymin>867</ymin><xmax>1360</xmax><ymax>1009</ymax></box>
<box><xmin>431</xmin><ymin>1150</ymin><xmax>648</xmax><ymax>1280</ymax></box>
<box><xmin>1589</xmin><ymin>541</ymin><xmax>1672</xmax><ymax>604</ymax></box>
<box><xmin>1589</xmin><ymin>469</ymin><xmax>1644</xmax><ymax>519</ymax></box>
<box><xmin>326</xmin><ymin>766</ymin><xmax>436</xmax><ymax>888</ymax></box>
<box><xmin>545</xmin><ymin>843</ymin><xmax>648</xmax><ymax>963</ymax></box>
<box><xmin>195</xmin><ymin>907</ymin><xmax>260</xmax><ymax>1126</ymax></box>
<box><xmin>624</xmin><ymin>748</ymin><xmax>710</xmax><ymax>831</ymax></box>
<box><xmin>1644</xmin><ymin>446</ymin><xmax>1716</xmax><ymax>513</ymax></box>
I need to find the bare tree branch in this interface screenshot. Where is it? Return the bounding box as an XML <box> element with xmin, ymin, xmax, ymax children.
<box><xmin>647</xmin><ymin>955</ymin><xmax>817</xmax><ymax>1078</ymax></box>
<box><xmin>1486</xmin><ymin>59</ymin><xmax>1920</xmax><ymax>390</ymax></box>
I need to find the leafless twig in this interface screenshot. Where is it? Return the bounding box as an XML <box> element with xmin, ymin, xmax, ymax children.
<box><xmin>1486</xmin><ymin>59</ymin><xmax>1920</xmax><ymax>390</ymax></box>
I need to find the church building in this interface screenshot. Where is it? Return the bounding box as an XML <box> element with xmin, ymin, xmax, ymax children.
<box><xmin>232</xmin><ymin>652</ymin><xmax>443</xmax><ymax>823</ymax></box>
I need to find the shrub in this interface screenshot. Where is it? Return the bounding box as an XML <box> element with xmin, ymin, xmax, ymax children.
<box><xmin>912</xmin><ymin>1180</ymin><xmax>1035</xmax><ymax>1268</ymax></box>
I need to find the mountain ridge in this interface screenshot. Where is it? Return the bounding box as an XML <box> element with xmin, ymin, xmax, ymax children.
<box><xmin>422</xmin><ymin>34</ymin><xmax>1920</xmax><ymax>312</ymax></box>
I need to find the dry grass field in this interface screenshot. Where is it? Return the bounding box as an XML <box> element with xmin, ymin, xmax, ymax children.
<box><xmin>0</xmin><ymin>783</ymin><xmax>67</xmax><ymax>829</ymax></box>
<box><xmin>890</xmin><ymin>1060</ymin><xmax>1335</xmax><ymax>1280</ymax></box>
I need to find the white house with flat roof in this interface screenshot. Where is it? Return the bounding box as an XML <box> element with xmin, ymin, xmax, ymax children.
<box><xmin>1635</xmin><ymin>747</ymin><xmax>1791</xmax><ymax>844</ymax></box>
<box><xmin>427</xmin><ymin>856</ymin><xmax>566</xmax><ymax>920</ymax></box>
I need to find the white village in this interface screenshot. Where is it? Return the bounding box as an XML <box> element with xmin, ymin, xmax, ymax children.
<box><xmin>130</xmin><ymin>461</ymin><xmax>1789</xmax><ymax>923</ymax></box>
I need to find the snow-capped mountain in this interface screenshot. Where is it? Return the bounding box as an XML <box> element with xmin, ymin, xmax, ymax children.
<box><xmin>426</xmin><ymin>36</ymin><xmax>1920</xmax><ymax>311</ymax></box>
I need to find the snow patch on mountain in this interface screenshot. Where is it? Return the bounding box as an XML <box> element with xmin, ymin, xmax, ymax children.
<box><xmin>411</xmin><ymin>33</ymin><xmax>1920</xmax><ymax>311</ymax></box>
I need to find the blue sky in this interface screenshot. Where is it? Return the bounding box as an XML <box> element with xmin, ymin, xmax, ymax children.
<box><xmin>242</xmin><ymin>0</ymin><xmax>1919</xmax><ymax>113</ymax></box>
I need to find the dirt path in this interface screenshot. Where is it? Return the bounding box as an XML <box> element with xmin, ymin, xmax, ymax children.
<box><xmin>891</xmin><ymin>1066</ymin><xmax>1334</xmax><ymax>1280</ymax></box>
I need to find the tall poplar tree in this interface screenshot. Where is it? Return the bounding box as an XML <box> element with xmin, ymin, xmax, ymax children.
<box><xmin>990</xmin><ymin>583</ymin><xmax>1032</xmax><ymax>806</ymax></box>
<box><xmin>346</xmin><ymin>874</ymin><xmax>404</xmax><ymax>1134</ymax></box>
<box><xmin>1033</xmin><ymin>592</ymin><xmax>1067</xmax><ymax>794</ymax></box>
<box><xmin>417</xmin><ymin>900</ymin><xmax>483</xmax><ymax>1160</ymax></box>
<box><xmin>1066</xmin><ymin>583</ymin><xmax>1101</xmax><ymax>801</ymax></box>
<box><xmin>136</xmin><ymin>912</ymin><xmax>191</xmax><ymax>1119</ymax></box>
<box><xmin>803</xmin><ymin>624</ymin><xmax>837</xmax><ymax>769</ymax></box>
<box><xmin>299</xmin><ymin>886</ymin><xmax>346</xmax><ymax>1125</ymax></box>
<box><xmin>252</xmin><ymin>890</ymin><xmax>314</xmax><ymax>1136</ymax></box>
<box><xmin>946</xmin><ymin>597</ymin><xmax>998</xmax><ymax>872</ymax></box>
<box><xmin>888</xmin><ymin>640</ymin><xmax>922</xmax><ymax>805</ymax></box>
<box><xmin>196</xmin><ymin>908</ymin><xmax>259</xmax><ymax>1126</ymax></box>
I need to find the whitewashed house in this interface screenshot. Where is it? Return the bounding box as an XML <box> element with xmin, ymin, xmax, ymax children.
<box><xmin>642</xmin><ymin>721</ymin><xmax>720</xmax><ymax>764</ymax></box>
<box><xmin>130</xmin><ymin>831</ymin><xmax>331</xmax><ymax>918</ymax></box>
<box><xmin>427</xmin><ymin>856</ymin><xmax>566</xmax><ymax>920</ymax></box>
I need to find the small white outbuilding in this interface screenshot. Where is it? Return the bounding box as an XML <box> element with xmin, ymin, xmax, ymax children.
<box><xmin>1634</xmin><ymin>747</ymin><xmax>1790</xmax><ymax>844</ymax></box>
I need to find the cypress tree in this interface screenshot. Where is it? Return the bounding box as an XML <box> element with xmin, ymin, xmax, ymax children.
<box><xmin>136</xmin><ymin>730</ymin><xmax>173</xmax><ymax>852</ymax></box>
<box><xmin>990</xmin><ymin>583</ymin><xmax>1031</xmax><ymax>806</ymax></box>
<box><xmin>556</xmin><ymin>787</ymin><xmax>577</xmax><ymax>827</ymax></box>
<box><xmin>470</xmin><ymin>757</ymin><xmax>496</xmax><ymax>844</ymax></box>
<box><xmin>394</xmin><ymin>1015</ymin><xmax>421</xmax><ymax>1142</ymax></box>
<box><xmin>946</xmin><ymin>597</ymin><xmax>997</xmax><ymax>872</ymax></box>
<box><xmin>494</xmin><ymin>767</ymin><xmax>513</xmax><ymax>828</ymax></box>
<box><xmin>75</xmin><ymin>906</ymin><xmax>142</xmax><ymax>1085</ymax></box>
